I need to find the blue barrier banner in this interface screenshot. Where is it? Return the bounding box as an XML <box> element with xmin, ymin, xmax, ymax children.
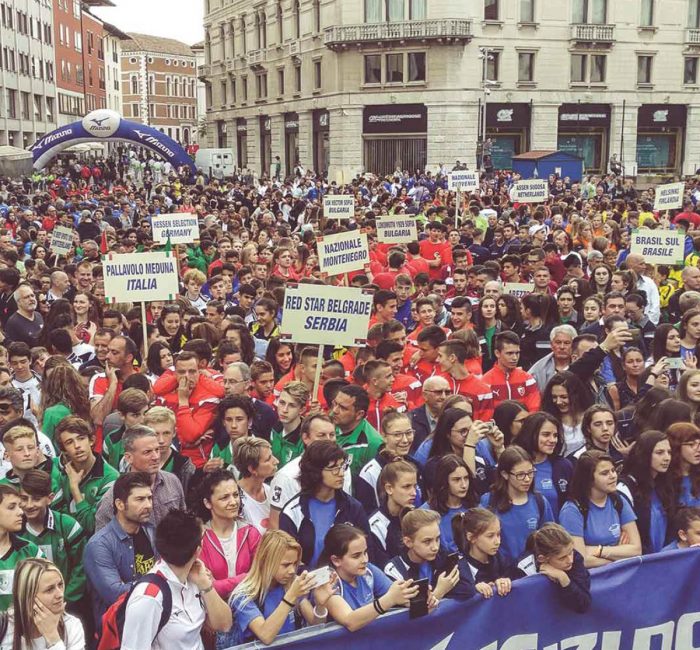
<box><xmin>230</xmin><ymin>549</ymin><xmax>700</xmax><ymax>650</ymax></box>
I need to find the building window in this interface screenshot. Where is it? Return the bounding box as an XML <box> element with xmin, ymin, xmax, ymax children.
<box><xmin>685</xmin><ymin>56</ymin><xmax>698</xmax><ymax>84</ymax></box>
<box><xmin>486</xmin><ymin>52</ymin><xmax>500</xmax><ymax>81</ymax></box>
<box><xmin>46</xmin><ymin>97</ymin><xmax>53</xmax><ymax>121</ymax></box>
<box><xmin>410</xmin><ymin>0</ymin><xmax>426</xmax><ymax>19</ymax></box>
<box><xmin>365</xmin><ymin>0</ymin><xmax>382</xmax><ymax>22</ymax></box>
<box><xmin>641</xmin><ymin>0</ymin><xmax>654</xmax><ymax>26</ymax></box>
<box><xmin>276</xmin><ymin>2</ymin><xmax>283</xmax><ymax>42</ymax></box>
<box><xmin>231</xmin><ymin>76</ymin><xmax>237</xmax><ymax>103</ymax></box>
<box><xmin>364</xmin><ymin>54</ymin><xmax>381</xmax><ymax>83</ymax></box>
<box><xmin>293</xmin><ymin>0</ymin><xmax>300</xmax><ymax>38</ymax></box>
<box><xmin>229</xmin><ymin>21</ymin><xmax>236</xmax><ymax>58</ymax></box>
<box><xmin>6</xmin><ymin>89</ymin><xmax>15</xmax><ymax>119</ymax></box>
<box><xmin>20</xmin><ymin>91</ymin><xmax>29</xmax><ymax>119</ymax></box>
<box><xmin>294</xmin><ymin>64</ymin><xmax>301</xmax><ymax>92</ymax></box>
<box><xmin>314</xmin><ymin>60</ymin><xmax>322</xmax><ymax>89</ymax></box>
<box><xmin>520</xmin><ymin>0</ymin><xmax>535</xmax><ymax>22</ymax></box>
<box><xmin>278</xmin><ymin>68</ymin><xmax>285</xmax><ymax>95</ymax></box>
<box><xmin>220</xmin><ymin>79</ymin><xmax>227</xmax><ymax>105</ymax></box>
<box><xmin>313</xmin><ymin>0</ymin><xmax>321</xmax><ymax>31</ymax></box>
<box><xmin>690</xmin><ymin>0</ymin><xmax>700</xmax><ymax>27</ymax></box>
<box><xmin>33</xmin><ymin>94</ymin><xmax>42</xmax><ymax>120</ymax></box>
<box><xmin>518</xmin><ymin>52</ymin><xmax>535</xmax><ymax>81</ymax></box>
<box><xmin>74</xmin><ymin>31</ymin><xmax>82</xmax><ymax>52</ymax></box>
<box><xmin>73</xmin><ymin>0</ymin><xmax>80</xmax><ymax>18</ymax></box>
<box><xmin>573</xmin><ymin>0</ymin><xmax>607</xmax><ymax>24</ymax></box>
<box><xmin>242</xmin><ymin>76</ymin><xmax>248</xmax><ymax>101</ymax></box>
<box><xmin>257</xmin><ymin>73</ymin><xmax>268</xmax><ymax>99</ymax></box>
<box><xmin>637</xmin><ymin>55</ymin><xmax>653</xmax><ymax>84</ymax></box>
<box><xmin>131</xmin><ymin>76</ymin><xmax>138</xmax><ymax>95</ymax></box>
<box><xmin>386</xmin><ymin>53</ymin><xmax>403</xmax><ymax>82</ymax></box>
<box><xmin>571</xmin><ymin>53</ymin><xmax>606</xmax><ymax>83</ymax></box>
<box><xmin>408</xmin><ymin>52</ymin><xmax>426</xmax><ymax>81</ymax></box>
<box><xmin>485</xmin><ymin>0</ymin><xmax>499</xmax><ymax>20</ymax></box>
<box><xmin>386</xmin><ymin>0</ymin><xmax>404</xmax><ymax>20</ymax></box>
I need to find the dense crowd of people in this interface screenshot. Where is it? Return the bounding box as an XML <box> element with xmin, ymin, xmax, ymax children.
<box><xmin>0</xmin><ymin>151</ymin><xmax>699</xmax><ymax>648</ymax></box>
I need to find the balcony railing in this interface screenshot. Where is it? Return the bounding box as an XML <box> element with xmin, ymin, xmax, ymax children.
<box><xmin>246</xmin><ymin>49</ymin><xmax>264</xmax><ymax>66</ymax></box>
<box><xmin>687</xmin><ymin>28</ymin><xmax>700</xmax><ymax>44</ymax></box>
<box><xmin>324</xmin><ymin>18</ymin><xmax>472</xmax><ymax>48</ymax></box>
<box><xmin>571</xmin><ymin>23</ymin><xmax>615</xmax><ymax>42</ymax></box>
<box><xmin>198</xmin><ymin>63</ymin><xmax>212</xmax><ymax>80</ymax></box>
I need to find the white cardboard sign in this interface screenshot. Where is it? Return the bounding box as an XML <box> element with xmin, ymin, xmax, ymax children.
<box><xmin>103</xmin><ymin>251</ymin><xmax>180</xmax><ymax>304</ymax></box>
<box><xmin>151</xmin><ymin>213</ymin><xmax>200</xmax><ymax>245</ymax></box>
<box><xmin>376</xmin><ymin>216</ymin><xmax>418</xmax><ymax>244</ymax></box>
<box><xmin>281</xmin><ymin>283</ymin><xmax>373</xmax><ymax>347</ymax></box>
<box><xmin>323</xmin><ymin>195</ymin><xmax>355</xmax><ymax>220</ymax></box>
<box><xmin>510</xmin><ymin>179</ymin><xmax>549</xmax><ymax>203</ymax></box>
<box><xmin>630</xmin><ymin>229</ymin><xmax>685</xmax><ymax>265</ymax></box>
<box><xmin>318</xmin><ymin>231</ymin><xmax>370</xmax><ymax>277</ymax></box>
<box><xmin>448</xmin><ymin>171</ymin><xmax>479</xmax><ymax>192</ymax></box>
<box><xmin>502</xmin><ymin>283</ymin><xmax>535</xmax><ymax>298</ymax></box>
<box><xmin>654</xmin><ymin>182</ymin><xmax>685</xmax><ymax>211</ymax></box>
<box><xmin>49</xmin><ymin>226</ymin><xmax>74</xmax><ymax>256</ymax></box>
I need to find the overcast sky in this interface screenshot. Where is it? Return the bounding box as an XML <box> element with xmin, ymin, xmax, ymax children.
<box><xmin>93</xmin><ymin>0</ymin><xmax>205</xmax><ymax>46</ymax></box>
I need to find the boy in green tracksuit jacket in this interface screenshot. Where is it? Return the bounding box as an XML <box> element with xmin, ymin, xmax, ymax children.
<box><xmin>269</xmin><ymin>382</ymin><xmax>308</xmax><ymax>468</ymax></box>
<box><xmin>0</xmin><ymin>425</ymin><xmax>65</xmax><ymax>510</ymax></box>
<box><xmin>18</xmin><ymin>469</ymin><xmax>87</xmax><ymax>604</ymax></box>
<box><xmin>102</xmin><ymin>387</ymin><xmax>150</xmax><ymax>472</ymax></box>
<box><xmin>209</xmin><ymin>395</ymin><xmax>254</xmax><ymax>476</ymax></box>
<box><xmin>55</xmin><ymin>416</ymin><xmax>119</xmax><ymax>535</ymax></box>
<box><xmin>0</xmin><ymin>484</ymin><xmax>43</xmax><ymax>611</ymax></box>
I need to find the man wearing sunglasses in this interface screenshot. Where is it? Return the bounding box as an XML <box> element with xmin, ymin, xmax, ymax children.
<box><xmin>409</xmin><ymin>375</ymin><xmax>451</xmax><ymax>453</ymax></box>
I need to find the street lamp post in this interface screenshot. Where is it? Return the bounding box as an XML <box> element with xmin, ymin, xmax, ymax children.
<box><xmin>478</xmin><ymin>47</ymin><xmax>495</xmax><ymax>172</ymax></box>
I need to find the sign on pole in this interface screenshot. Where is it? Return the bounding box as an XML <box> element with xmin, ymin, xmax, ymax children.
<box><xmin>510</xmin><ymin>179</ymin><xmax>549</xmax><ymax>203</ymax></box>
<box><xmin>103</xmin><ymin>251</ymin><xmax>180</xmax><ymax>304</ymax></box>
<box><xmin>151</xmin><ymin>213</ymin><xmax>200</xmax><ymax>245</ymax></box>
<box><xmin>323</xmin><ymin>195</ymin><xmax>355</xmax><ymax>220</ymax></box>
<box><xmin>281</xmin><ymin>284</ymin><xmax>373</xmax><ymax>347</ymax></box>
<box><xmin>49</xmin><ymin>225</ymin><xmax>74</xmax><ymax>257</ymax></box>
<box><xmin>654</xmin><ymin>182</ymin><xmax>685</xmax><ymax>211</ymax></box>
<box><xmin>376</xmin><ymin>216</ymin><xmax>418</xmax><ymax>244</ymax></box>
<box><xmin>503</xmin><ymin>283</ymin><xmax>535</xmax><ymax>298</ymax></box>
<box><xmin>317</xmin><ymin>231</ymin><xmax>370</xmax><ymax>277</ymax></box>
<box><xmin>630</xmin><ymin>229</ymin><xmax>685</xmax><ymax>265</ymax></box>
<box><xmin>448</xmin><ymin>171</ymin><xmax>479</xmax><ymax>192</ymax></box>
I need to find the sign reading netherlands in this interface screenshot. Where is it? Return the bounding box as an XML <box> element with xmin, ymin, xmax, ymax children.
<box><xmin>630</xmin><ymin>228</ymin><xmax>685</xmax><ymax>265</ymax></box>
<box><xmin>151</xmin><ymin>213</ymin><xmax>200</xmax><ymax>245</ymax></box>
<box><xmin>654</xmin><ymin>182</ymin><xmax>685</xmax><ymax>211</ymax></box>
<box><xmin>448</xmin><ymin>171</ymin><xmax>479</xmax><ymax>192</ymax></box>
<box><xmin>281</xmin><ymin>283</ymin><xmax>373</xmax><ymax>347</ymax></box>
<box><xmin>376</xmin><ymin>215</ymin><xmax>418</xmax><ymax>244</ymax></box>
<box><xmin>318</xmin><ymin>231</ymin><xmax>370</xmax><ymax>276</ymax></box>
<box><xmin>49</xmin><ymin>225</ymin><xmax>74</xmax><ymax>256</ymax></box>
<box><xmin>503</xmin><ymin>283</ymin><xmax>535</xmax><ymax>298</ymax></box>
<box><xmin>510</xmin><ymin>179</ymin><xmax>549</xmax><ymax>203</ymax></box>
<box><xmin>323</xmin><ymin>196</ymin><xmax>355</xmax><ymax>220</ymax></box>
<box><xmin>103</xmin><ymin>251</ymin><xmax>180</xmax><ymax>304</ymax></box>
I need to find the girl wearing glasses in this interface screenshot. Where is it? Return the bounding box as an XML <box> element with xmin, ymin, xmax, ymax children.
<box><xmin>667</xmin><ymin>423</ymin><xmax>700</xmax><ymax>508</ymax></box>
<box><xmin>515</xmin><ymin>413</ymin><xmax>573</xmax><ymax>519</ymax></box>
<box><xmin>422</xmin><ymin>454</ymin><xmax>479</xmax><ymax>553</ymax></box>
<box><xmin>479</xmin><ymin>446</ymin><xmax>554</xmax><ymax>563</ymax></box>
<box><xmin>279</xmin><ymin>440</ymin><xmax>370</xmax><ymax>568</ymax></box>
<box><xmin>617</xmin><ymin>431</ymin><xmax>674</xmax><ymax>554</ymax></box>
<box><xmin>356</xmin><ymin>411</ymin><xmax>421</xmax><ymax>515</ymax></box>
<box><xmin>559</xmin><ymin>450</ymin><xmax>641</xmax><ymax>568</ymax></box>
<box><xmin>369</xmin><ymin>460</ymin><xmax>419</xmax><ymax>569</ymax></box>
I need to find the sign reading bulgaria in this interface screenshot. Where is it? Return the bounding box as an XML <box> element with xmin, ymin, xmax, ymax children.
<box><xmin>630</xmin><ymin>228</ymin><xmax>685</xmax><ymax>265</ymax></box>
<box><xmin>376</xmin><ymin>216</ymin><xmax>418</xmax><ymax>244</ymax></box>
<box><xmin>49</xmin><ymin>225</ymin><xmax>74</xmax><ymax>256</ymax></box>
<box><xmin>654</xmin><ymin>182</ymin><xmax>685</xmax><ymax>211</ymax></box>
<box><xmin>318</xmin><ymin>231</ymin><xmax>369</xmax><ymax>276</ymax></box>
<box><xmin>323</xmin><ymin>196</ymin><xmax>355</xmax><ymax>220</ymax></box>
<box><xmin>281</xmin><ymin>284</ymin><xmax>372</xmax><ymax>347</ymax></box>
<box><xmin>103</xmin><ymin>252</ymin><xmax>179</xmax><ymax>303</ymax></box>
<box><xmin>510</xmin><ymin>179</ymin><xmax>549</xmax><ymax>203</ymax></box>
<box><xmin>151</xmin><ymin>213</ymin><xmax>200</xmax><ymax>244</ymax></box>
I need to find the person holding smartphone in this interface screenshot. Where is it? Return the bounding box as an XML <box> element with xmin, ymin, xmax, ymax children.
<box><xmin>384</xmin><ymin>509</ymin><xmax>475</xmax><ymax>602</ymax></box>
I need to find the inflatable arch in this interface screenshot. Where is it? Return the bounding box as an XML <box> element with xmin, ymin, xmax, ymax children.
<box><xmin>30</xmin><ymin>109</ymin><xmax>196</xmax><ymax>174</ymax></box>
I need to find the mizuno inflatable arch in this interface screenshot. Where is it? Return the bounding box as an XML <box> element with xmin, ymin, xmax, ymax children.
<box><xmin>30</xmin><ymin>109</ymin><xmax>196</xmax><ymax>175</ymax></box>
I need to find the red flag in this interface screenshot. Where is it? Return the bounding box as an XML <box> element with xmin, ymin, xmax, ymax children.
<box><xmin>100</xmin><ymin>231</ymin><xmax>108</xmax><ymax>255</ymax></box>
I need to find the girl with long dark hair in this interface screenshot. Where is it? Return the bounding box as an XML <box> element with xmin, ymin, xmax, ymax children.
<box><xmin>559</xmin><ymin>450</ymin><xmax>641</xmax><ymax>567</ymax></box>
<box><xmin>541</xmin><ymin>372</ymin><xmax>593</xmax><ymax>456</ymax></box>
<box><xmin>667</xmin><ymin>422</ymin><xmax>700</xmax><ymax>508</ymax></box>
<box><xmin>618</xmin><ymin>430</ymin><xmax>674</xmax><ymax>554</ymax></box>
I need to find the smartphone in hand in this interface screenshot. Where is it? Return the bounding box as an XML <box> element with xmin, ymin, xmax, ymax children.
<box><xmin>409</xmin><ymin>578</ymin><xmax>430</xmax><ymax>619</ymax></box>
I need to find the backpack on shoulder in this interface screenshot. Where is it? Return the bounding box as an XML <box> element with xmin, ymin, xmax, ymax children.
<box><xmin>97</xmin><ymin>573</ymin><xmax>172</xmax><ymax>650</ymax></box>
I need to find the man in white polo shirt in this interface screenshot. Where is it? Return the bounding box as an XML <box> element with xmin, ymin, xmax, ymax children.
<box><xmin>120</xmin><ymin>509</ymin><xmax>231</xmax><ymax>650</ymax></box>
<box><xmin>268</xmin><ymin>414</ymin><xmax>351</xmax><ymax>530</ymax></box>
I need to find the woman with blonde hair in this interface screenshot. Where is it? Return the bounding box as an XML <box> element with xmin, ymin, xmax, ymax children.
<box><xmin>217</xmin><ymin>530</ymin><xmax>329</xmax><ymax>647</ymax></box>
<box><xmin>5</xmin><ymin>557</ymin><xmax>85</xmax><ymax>649</ymax></box>
<box><xmin>40</xmin><ymin>364</ymin><xmax>91</xmax><ymax>442</ymax></box>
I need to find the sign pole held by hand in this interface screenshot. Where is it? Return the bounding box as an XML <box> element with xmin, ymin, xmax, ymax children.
<box><xmin>312</xmin><ymin>345</ymin><xmax>324</xmax><ymax>404</ymax></box>
<box><xmin>140</xmin><ymin>302</ymin><xmax>149</xmax><ymax>360</ymax></box>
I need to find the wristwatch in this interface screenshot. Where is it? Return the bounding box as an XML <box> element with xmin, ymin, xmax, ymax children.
<box><xmin>199</xmin><ymin>585</ymin><xmax>214</xmax><ymax>595</ymax></box>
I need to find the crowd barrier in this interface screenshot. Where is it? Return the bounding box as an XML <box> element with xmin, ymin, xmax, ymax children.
<box><xmin>227</xmin><ymin>549</ymin><xmax>700</xmax><ymax>649</ymax></box>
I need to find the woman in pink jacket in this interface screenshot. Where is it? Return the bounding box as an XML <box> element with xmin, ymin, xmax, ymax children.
<box><xmin>197</xmin><ymin>469</ymin><xmax>262</xmax><ymax>598</ymax></box>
